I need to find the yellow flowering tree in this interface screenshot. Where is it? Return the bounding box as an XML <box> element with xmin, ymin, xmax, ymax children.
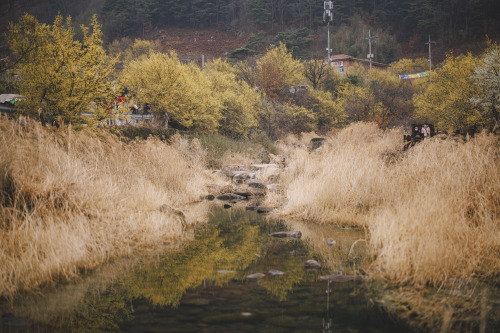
<box><xmin>256</xmin><ymin>43</ymin><xmax>304</xmax><ymax>100</ymax></box>
<box><xmin>7</xmin><ymin>14</ymin><xmax>116</xmax><ymax>126</ymax></box>
<box><xmin>392</xmin><ymin>57</ymin><xmax>429</xmax><ymax>75</ymax></box>
<box><xmin>413</xmin><ymin>53</ymin><xmax>481</xmax><ymax>132</ymax></box>
<box><xmin>203</xmin><ymin>59</ymin><xmax>261</xmax><ymax>137</ymax></box>
<box><xmin>308</xmin><ymin>89</ymin><xmax>347</xmax><ymax>132</ymax></box>
<box><xmin>119</xmin><ymin>52</ymin><xmax>221</xmax><ymax>132</ymax></box>
<box><xmin>334</xmin><ymin>83</ymin><xmax>382</xmax><ymax>124</ymax></box>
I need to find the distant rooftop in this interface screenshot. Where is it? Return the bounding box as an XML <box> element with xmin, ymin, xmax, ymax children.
<box><xmin>0</xmin><ymin>94</ymin><xmax>22</xmax><ymax>104</ymax></box>
<box><xmin>329</xmin><ymin>54</ymin><xmax>389</xmax><ymax>68</ymax></box>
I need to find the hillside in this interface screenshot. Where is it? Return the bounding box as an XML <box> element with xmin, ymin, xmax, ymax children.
<box><xmin>150</xmin><ymin>26</ymin><xmax>492</xmax><ymax>67</ymax></box>
<box><xmin>1</xmin><ymin>0</ymin><xmax>498</xmax><ymax>65</ymax></box>
<box><xmin>150</xmin><ymin>27</ymin><xmax>248</xmax><ymax>62</ymax></box>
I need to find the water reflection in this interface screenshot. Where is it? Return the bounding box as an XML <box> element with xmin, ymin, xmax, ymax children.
<box><xmin>323</xmin><ymin>280</ymin><xmax>332</xmax><ymax>333</ymax></box>
<box><xmin>0</xmin><ymin>206</ymin><xmax>409</xmax><ymax>332</ymax></box>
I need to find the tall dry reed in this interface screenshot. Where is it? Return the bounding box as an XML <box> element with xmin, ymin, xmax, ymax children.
<box><xmin>282</xmin><ymin>122</ymin><xmax>499</xmax><ymax>286</ymax></box>
<box><xmin>282</xmin><ymin>123</ymin><xmax>401</xmax><ymax>225</ymax></box>
<box><xmin>370</xmin><ymin>132</ymin><xmax>499</xmax><ymax>286</ymax></box>
<box><xmin>0</xmin><ymin>118</ymin><xmax>211</xmax><ymax>298</ymax></box>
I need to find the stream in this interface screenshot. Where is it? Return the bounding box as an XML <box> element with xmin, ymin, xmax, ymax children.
<box><xmin>0</xmin><ymin>206</ymin><xmax>411</xmax><ymax>333</ymax></box>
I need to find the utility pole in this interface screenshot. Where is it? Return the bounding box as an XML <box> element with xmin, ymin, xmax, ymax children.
<box><xmin>425</xmin><ymin>35</ymin><xmax>436</xmax><ymax>72</ymax></box>
<box><xmin>365</xmin><ymin>29</ymin><xmax>376</xmax><ymax>70</ymax></box>
<box><xmin>324</xmin><ymin>1</ymin><xmax>333</xmax><ymax>65</ymax></box>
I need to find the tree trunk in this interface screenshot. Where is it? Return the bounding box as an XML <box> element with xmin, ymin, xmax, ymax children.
<box><xmin>163</xmin><ymin>111</ymin><xmax>169</xmax><ymax>129</ymax></box>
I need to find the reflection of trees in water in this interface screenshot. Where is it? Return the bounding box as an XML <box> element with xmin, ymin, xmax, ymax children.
<box><xmin>255</xmin><ymin>238</ymin><xmax>308</xmax><ymax>301</ymax></box>
<box><xmin>124</xmin><ymin>208</ymin><xmax>265</xmax><ymax>307</ymax></box>
<box><xmin>124</xmin><ymin>206</ymin><xmax>317</xmax><ymax>306</ymax></box>
<box><xmin>323</xmin><ymin>280</ymin><xmax>333</xmax><ymax>333</ymax></box>
<box><xmin>3</xmin><ymin>206</ymin><xmax>368</xmax><ymax>332</ymax></box>
<box><xmin>70</xmin><ymin>286</ymin><xmax>132</xmax><ymax>332</ymax></box>
<box><xmin>0</xmin><ymin>256</ymin><xmax>140</xmax><ymax>333</ymax></box>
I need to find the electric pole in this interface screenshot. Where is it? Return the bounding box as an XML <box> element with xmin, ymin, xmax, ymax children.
<box><xmin>425</xmin><ymin>35</ymin><xmax>436</xmax><ymax>72</ymax></box>
<box><xmin>324</xmin><ymin>1</ymin><xmax>333</xmax><ymax>65</ymax></box>
<box><xmin>365</xmin><ymin>29</ymin><xmax>376</xmax><ymax>70</ymax></box>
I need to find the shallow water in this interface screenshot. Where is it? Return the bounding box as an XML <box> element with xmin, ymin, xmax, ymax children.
<box><xmin>0</xmin><ymin>206</ymin><xmax>411</xmax><ymax>332</ymax></box>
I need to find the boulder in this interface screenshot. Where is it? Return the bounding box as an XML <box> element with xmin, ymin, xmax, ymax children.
<box><xmin>233</xmin><ymin>190</ymin><xmax>252</xmax><ymax>198</ymax></box>
<box><xmin>216</xmin><ymin>193</ymin><xmax>247</xmax><ymax>201</ymax></box>
<box><xmin>216</xmin><ymin>165</ymin><xmax>246</xmax><ymax>178</ymax></box>
<box><xmin>269</xmin><ymin>231</ymin><xmax>301</xmax><ymax>239</ymax></box>
<box><xmin>224</xmin><ymin>164</ymin><xmax>245</xmax><ymax>172</ymax></box>
<box><xmin>250</xmin><ymin>163</ymin><xmax>279</xmax><ymax>171</ymax></box>
<box><xmin>327</xmin><ymin>238</ymin><xmax>336</xmax><ymax>246</ymax></box>
<box><xmin>266</xmin><ymin>184</ymin><xmax>282</xmax><ymax>192</ymax></box>
<box><xmin>246</xmin><ymin>206</ymin><xmax>273</xmax><ymax>213</ymax></box>
<box><xmin>247</xmin><ymin>187</ymin><xmax>266</xmax><ymax>197</ymax></box>
<box><xmin>232</xmin><ymin>171</ymin><xmax>255</xmax><ymax>184</ymax></box>
<box><xmin>246</xmin><ymin>179</ymin><xmax>266</xmax><ymax>189</ymax></box>
<box><xmin>304</xmin><ymin>259</ymin><xmax>321</xmax><ymax>269</ymax></box>
<box><xmin>256</xmin><ymin>206</ymin><xmax>273</xmax><ymax>214</ymax></box>
<box><xmin>268</xmin><ymin>270</ymin><xmax>284</xmax><ymax>276</ymax></box>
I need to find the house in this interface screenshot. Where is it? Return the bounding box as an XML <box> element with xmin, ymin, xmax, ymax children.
<box><xmin>328</xmin><ymin>54</ymin><xmax>389</xmax><ymax>75</ymax></box>
<box><xmin>0</xmin><ymin>94</ymin><xmax>22</xmax><ymax>115</ymax></box>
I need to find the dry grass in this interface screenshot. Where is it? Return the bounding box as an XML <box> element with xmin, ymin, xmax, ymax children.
<box><xmin>0</xmin><ymin>118</ymin><xmax>212</xmax><ymax>298</ymax></box>
<box><xmin>281</xmin><ymin>122</ymin><xmax>500</xmax><ymax>286</ymax></box>
<box><xmin>370</xmin><ymin>133</ymin><xmax>499</xmax><ymax>286</ymax></box>
<box><xmin>282</xmin><ymin>123</ymin><xmax>400</xmax><ymax>226</ymax></box>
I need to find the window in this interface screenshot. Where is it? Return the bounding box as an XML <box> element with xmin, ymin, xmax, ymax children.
<box><xmin>338</xmin><ymin>66</ymin><xmax>345</xmax><ymax>73</ymax></box>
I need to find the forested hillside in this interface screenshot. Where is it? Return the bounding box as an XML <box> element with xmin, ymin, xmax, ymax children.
<box><xmin>1</xmin><ymin>0</ymin><xmax>499</xmax><ymax>62</ymax></box>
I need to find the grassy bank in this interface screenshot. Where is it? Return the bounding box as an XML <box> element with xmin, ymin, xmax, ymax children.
<box><xmin>0</xmin><ymin>118</ymin><xmax>212</xmax><ymax>298</ymax></box>
<box><xmin>281</xmin><ymin>122</ymin><xmax>499</xmax><ymax>287</ymax></box>
<box><xmin>277</xmin><ymin>123</ymin><xmax>499</xmax><ymax>330</ymax></box>
<box><xmin>1</xmin><ymin>117</ymin><xmax>498</xmax><ymax>329</ymax></box>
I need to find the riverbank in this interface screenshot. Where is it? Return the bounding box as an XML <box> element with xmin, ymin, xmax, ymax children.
<box><xmin>0</xmin><ymin>118</ymin><xmax>215</xmax><ymax>297</ymax></box>
<box><xmin>274</xmin><ymin>122</ymin><xmax>500</xmax><ymax>331</ymax></box>
<box><xmin>1</xmin><ymin>118</ymin><xmax>499</xmax><ymax>330</ymax></box>
<box><xmin>279</xmin><ymin>122</ymin><xmax>499</xmax><ymax>286</ymax></box>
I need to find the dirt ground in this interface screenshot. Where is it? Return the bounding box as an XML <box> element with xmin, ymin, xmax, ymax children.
<box><xmin>148</xmin><ymin>27</ymin><xmax>249</xmax><ymax>63</ymax></box>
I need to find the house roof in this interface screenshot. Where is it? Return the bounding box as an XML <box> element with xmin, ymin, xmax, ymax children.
<box><xmin>0</xmin><ymin>94</ymin><xmax>22</xmax><ymax>104</ymax></box>
<box><xmin>329</xmin><ymin>54</ymin><xmax>353</xmax><ymax>61</ymax></box>
<box><xmin>329</xmin><ymin>54</ymin><xmax>389</xmax><ymax>68</ymax></box>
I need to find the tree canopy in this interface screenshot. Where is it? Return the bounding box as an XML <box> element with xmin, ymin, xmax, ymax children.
<box><xmin>119</xmin><ymin>51</ymin><xmax>222</xmax><ymax>132</ymax></box>
<box><xmin>413</xmin><ymin>52</ymin><xmax>481</xmax><ymax>132</ymax></box>
<box><xmin>7</xmin><ymin>13</ymin><xmax>116</xmax><ymax>126</ymax></box>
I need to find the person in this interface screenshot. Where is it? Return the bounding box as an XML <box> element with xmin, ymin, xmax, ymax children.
<box><xmin>412</xmin><ymin>125</ymin><xmax>420</xmax><ymax>136</ymax></box>
<box><xmin>421</xmin><ymin>123</ymin><xmax>431</xmax><ymax>140</ymax></box>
